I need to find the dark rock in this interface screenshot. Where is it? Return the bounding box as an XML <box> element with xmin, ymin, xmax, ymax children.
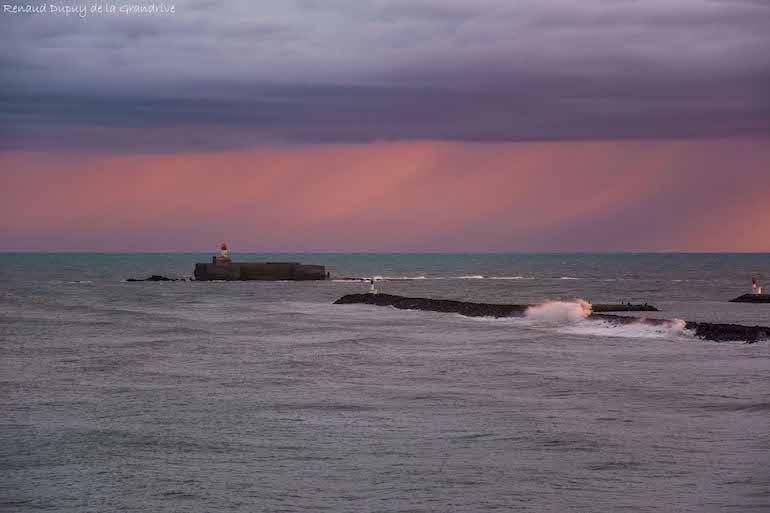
<box><xmin>684</xmin><ymin>321</ymin><xmax>770</xmax><ymax>343</ymax></box>
<box><xmin>126</xmin><ymin>275</ymin><xmax>178</xmax><ymax>282</ymax></box>
<box><xmin>729</xmin><ymin>294</ymin><xmax>770</xmax><ymax>303</ymax></box>
<box><xmin>334</xmin><ymin>293</ymin><xmax>527</xmax><ymax>317</ymax></box>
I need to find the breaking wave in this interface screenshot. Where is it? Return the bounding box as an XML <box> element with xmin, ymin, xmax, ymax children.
<box><xmin>525</xmin><ymin>300</ymin><xmax>593</xmax><ymax>322</ymax></box>
<box><xmin>521</xmin><ymin>299</ymin><xmax>691</xmax><ymax>340</ymax></box>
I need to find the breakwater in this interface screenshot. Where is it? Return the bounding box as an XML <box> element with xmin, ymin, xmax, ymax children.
<box><xmin>334</xmin><ymin>293</ymin><xmax>769</xmax><ymax>343</ymax></box>
<box><xmin>334</xmin><ymin>293</ymin><xmax>657</xmax><ymax>315</ymax></box>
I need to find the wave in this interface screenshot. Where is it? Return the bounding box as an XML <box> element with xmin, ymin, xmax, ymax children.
<box><xmin>559</xmin><ymin>276</ymin><xmax>581</xmax><ymax>280</ymax></box>
<box><xmin>333</xmin><ymin>275</ymin><xmax>536</xmax><ymax>281</ymax></box>
<box><xmin>560</xmin><ymin>318</ymin><xmax>689</xmax><ymax>339</ymax></box>
<box><xmin>521</xmin><ymin>299</ymin><xmax>691</xmax><ymax>340</ymax></box>
<box><xmin>525</xmin><ymin>300</ymin><xmax>592</xmax><ymax>323</ymax></box>
<box><xmin>368</xmin><ymin>275</ymin><xmax>428</xmax><ymax>281</ymax></box>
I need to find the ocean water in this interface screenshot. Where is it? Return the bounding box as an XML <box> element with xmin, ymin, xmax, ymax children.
<box><xmin>1</xmin><ymin>253</ymin><xmax>769</xmax><ymax>512</ymax></box>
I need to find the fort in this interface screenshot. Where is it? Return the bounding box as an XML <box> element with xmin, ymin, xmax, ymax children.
<box><xmin>193</xmin><ymin>261</ymin><xmax>327</xmax><ymax>281</ymax></box>
<box><xmin>192</xmin><ymin>244</ymin><xmax>327</xmax><ymax>281</ymax></box>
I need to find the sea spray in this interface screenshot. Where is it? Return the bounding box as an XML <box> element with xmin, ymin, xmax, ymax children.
<box><xmin>669</xmin><ymin>319</ymin><xmax>687</xmax><ymax>333</ymax></box>
<box><xmin>525</xmin><ymin>299</ymin><xmax>592</xmax><ymax>323</ymax></box>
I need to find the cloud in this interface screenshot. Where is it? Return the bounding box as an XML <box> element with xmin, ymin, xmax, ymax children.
<box><xmin>0</xmin><ymin>0</ymin><xmax>768</xmax><ymax>149</ymax></box>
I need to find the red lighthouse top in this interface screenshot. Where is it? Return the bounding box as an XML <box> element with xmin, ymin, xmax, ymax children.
<box><xmin>220</xmin><ymin>242</ymin><xmax>228</xmax><ymax>251</ymax></box>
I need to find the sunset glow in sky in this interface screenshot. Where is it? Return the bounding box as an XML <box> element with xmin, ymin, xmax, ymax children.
<box><xmin>3</xmin><ymin>138</ymin><xmax>769</xmax><ymax>252</ymax></box>
<box><xmin>1</xmin><ymin>0</ymin><xmax>769</xmax><ymax>251</ymax></box>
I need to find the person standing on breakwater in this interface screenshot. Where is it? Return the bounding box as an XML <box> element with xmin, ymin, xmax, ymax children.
<box><xmin>369</xmin><ymin>277</ymin><xmax>378</xmax><ymax>294</ymax></box>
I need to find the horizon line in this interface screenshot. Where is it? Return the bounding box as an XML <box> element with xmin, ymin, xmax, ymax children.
<box><xmin>2</xmin><ymin>250</ymin><xmax>770</xmax><ymax>255</ymax></box>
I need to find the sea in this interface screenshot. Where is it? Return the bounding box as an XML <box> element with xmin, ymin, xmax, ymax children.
<box><xmin>1</xmin><ymin>253</ymin><xmax>768</xmax><ymax>512</ymax></box>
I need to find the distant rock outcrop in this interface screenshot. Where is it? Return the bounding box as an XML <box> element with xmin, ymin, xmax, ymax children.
<box><xmin>126</xmin><ymin>275</ymin><xmax>180</xmax><ymax>282</ymax></box>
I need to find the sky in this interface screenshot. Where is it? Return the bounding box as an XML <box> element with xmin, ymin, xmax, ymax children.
<box><xmin>1</xmin><ymin>0</ymin><xmax>769</xmax><ymax>251</ymax></box>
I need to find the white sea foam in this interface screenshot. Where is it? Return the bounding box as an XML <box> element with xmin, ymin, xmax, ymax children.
<box><xmin>561</xmin><ymin>318</ymin><xmax>690</xmax><ymax>339</ymax></box>
<box><xmin>559</xmin><ymin>276</ymin><xmax>581</xmax><ymax>280</ymax></box>
<box><xmin>519</xmin><ymin>300</ymin><xmax>692</xmax><ymax>340</ymax></box>
<box><xmin>360</xmin><ymin>275</ymin><xmax>429</xmax><ymax>281</ymax></box>
<box><xmin>489</xmin><ymin>276</ymin><xmax>535</xmax><ymax>280</ymax></box>
<box><xmin>525</xmin><ymin>299</ymin><xmax>593</xmax><ymax>323</ymax></box>
<box><xmin>333</xmin><ymin>275</ymin><xmax>535</xmax><ymax>281</ymax></box>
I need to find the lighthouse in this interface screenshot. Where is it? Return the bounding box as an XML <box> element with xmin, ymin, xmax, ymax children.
<box><xmin>213</xmin><ymin>242</ymin><xmax>232</xmax><ymax>264</ymax></box>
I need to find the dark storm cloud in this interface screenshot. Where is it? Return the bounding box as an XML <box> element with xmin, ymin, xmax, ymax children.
<box><xmin>1</xmin><ymin>0</ymin><xmax>769</xmax><ymax>151</ymax></box>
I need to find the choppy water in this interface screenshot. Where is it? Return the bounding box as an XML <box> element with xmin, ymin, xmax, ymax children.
<box><xmin>1</xmin><ymin>253</ymin><xmax>769</xmax><ymax>512</ymax></box>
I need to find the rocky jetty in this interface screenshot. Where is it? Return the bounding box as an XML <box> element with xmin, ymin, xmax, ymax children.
<box><xmin>729</xmin><ymin>294</ymin><xmax>770</xmax><ymax>303</ymax></box>
<box><xmin>334</xmin><ymin>293</ymin><xmax>657</xmax><ymax>316</ymax></box>
<box><xmin>591</xmin><ymin>303</ymin><xmax>658</xmax><ymax>312</ymax></box>
<box><xmin>335</xmin><ymin>293</ymin><xmax>529</xmax><ymax>317</ymax></box>
<box><xmin>335</xmin><ymin>293</ymin><xmax>768</xmax><ymax>343</ymax></box>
